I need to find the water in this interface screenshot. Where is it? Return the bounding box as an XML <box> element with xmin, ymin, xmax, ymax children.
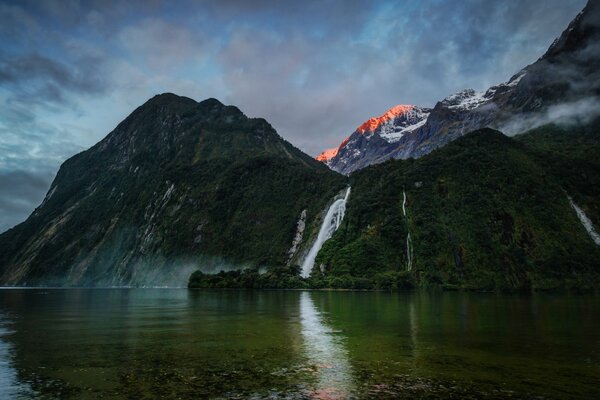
<box><xmin>301</xmin><ymin>187</ymin><xmax>351</xmax><ymax>278</ymax></box>
<box><xmin>569</xmin><ymin>196</ymin><xmax>600</xmax><ymax>245</ymax></box>
<box><xmin>0</xmin><ymin>289</ymin><xmax>598</xmax><ymax>399</ymax></box>
<box><xmin>403</xmin><ymin>190</ymin><xmax>412</xmax><ymax>271</ymax></box>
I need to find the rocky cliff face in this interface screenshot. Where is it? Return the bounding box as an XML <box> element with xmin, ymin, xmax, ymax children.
<box><xmin>320</xmin><ymin>0</ymin><xmax>600</xmax><ymax>175</ymax></box>
<box><xmin>0</xmin><ymin>94</ymin><xmax>345</xmax><ymax>286</ymax></box>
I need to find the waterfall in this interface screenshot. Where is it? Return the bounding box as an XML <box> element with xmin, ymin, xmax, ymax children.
<box><xmin>403</xmin><ymin>189</ymin><xmax>412</xmax><ymax>271</ymax></box>
<box><xmin>569</xmin><ymin>196</ymin><xmax>600</xmax><ymax>245</ymax></box>
<box><xmin>301</xmin><ymin>187</ymin><xmax>351</xmax><ymax>278</ymax></box>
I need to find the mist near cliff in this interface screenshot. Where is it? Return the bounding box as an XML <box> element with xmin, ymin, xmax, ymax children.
<box><xmin>501</xmin><ymin>97</ymin><xmax>600</xmax><ymax>135</ymax></box>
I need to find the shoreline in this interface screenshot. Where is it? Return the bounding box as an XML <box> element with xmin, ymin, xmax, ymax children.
<box><xmin>1</xmin><ymin>285</ymin><xmax>597</xmax><ymax>294</ymax></box>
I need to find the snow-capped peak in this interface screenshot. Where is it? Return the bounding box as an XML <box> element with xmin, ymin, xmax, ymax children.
<box><xmin>356</xmin><ymin>105</ymin><xmax>416</xmax><ymax>134</ymax></box>
<box><xmin>442</xmin><ymin>70</ymin><xmax>527</xmax><ymax>112</ymax></box>
<box><xmin>315</xmin><ymin>104</ymin><xmax>431</xmax><ymax>165</ymax></box>
<box><xmin>442</xmin><ymin>89</ymin><xmax>488</xmax><ymax>111</ymax></box>
<box><xmin>354</xmin><ymin>104</ymin><xmax>431</xmax><ymax>143</ymax></box>
<box><xmin>378</xmin><ymin>106</ymin><xmax>430</xmax><ymax>143</ymax></box>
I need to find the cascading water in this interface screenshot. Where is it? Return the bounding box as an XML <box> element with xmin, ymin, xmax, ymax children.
<box><xmin>403</xmin><ymin>190</ymin><xmax>412</xmax><ymax>271</ymax></box>
<box><xmin>301</xmin><ymin>187</ymin><xmax>351</xmax><ymax>278</ymax></box>
<box><xmin>569</xmin><ymin>196</ymin><xmax>600</xmax><ymax>245</ymax></box>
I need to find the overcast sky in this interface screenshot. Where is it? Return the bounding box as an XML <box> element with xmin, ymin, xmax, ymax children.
<box><xmin>0</xmin><ymin>0</ymin><xmax>588</xmax><ymax>232</ymax></box>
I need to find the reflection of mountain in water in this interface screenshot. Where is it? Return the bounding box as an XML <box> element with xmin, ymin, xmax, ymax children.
<box><xmin>299</xmin><ymin>291</ymin><xmax>355</xmax><ymax>399</ymax></box>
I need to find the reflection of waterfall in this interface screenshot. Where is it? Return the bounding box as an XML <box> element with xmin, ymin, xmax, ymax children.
<box><xmin>569</xmin><ymin>196</ymin><xmax>600</xmax><ymax>245</ymax></box>
<box><xmin>299</xmin><ymin>292</ymin><xmax>354</xmax><ymax>399</ymax></box>
<box><xmin>409</xmin><ymin>295</ymin><xmax>419</xmax><ymax>374</ymax></box>
<box><xmin>403</xmin><ymin>190</ymin><xmax>412</xmax><ymax>271</ymax></box>
<box><xmin>406</xmin><ymin>233</ymin><xmax>413</xmax><ymax>272</ymax></box>
<box><xmin>301</xmin><ymin>187</ymin><xmax>351</xmax><ymax>278</ymax></box>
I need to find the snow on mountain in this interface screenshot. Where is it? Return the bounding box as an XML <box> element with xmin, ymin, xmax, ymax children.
<box><xmin>316</xmin><ymin>104</ymin><xmax>430</xmax><ymax>171</ymax></box>
<box><xmin>317</xmin><ymin>0</ymin><xmax>599</xmax><ymax>175</ymax></box>
<box><xmin>352</xmin><ymin>104</ymin><xmax>430</xmax><ymax>141</ymax></box>
<box><xmin>316</xmin><ymin>63</ymin><xmax>558</xmax><ymax>174</ymax></box>
<box><xmin>441</xmin><ymin>70</ymin><xmax>527</xmax><ymax>112</ymax></box>
<box><xmin>317</xmin><ymin>64</ymin><xmax>538</xmax><ymax>174</ymax></box>
<box><xmin>441</xmin><ymin>89</ymin><xmax>488</xmax><ymax>111</ymax></box>
<box><xmin>378</xmin><ymin>106</ymin><xmax>430</xmax><ymax>143</ymax></box>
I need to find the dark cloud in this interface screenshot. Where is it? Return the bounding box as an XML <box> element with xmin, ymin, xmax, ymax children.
<box><xmin>0</xmin><ymin>170</ymin><xmax>54</xmax><ymax>232</ymax></box>
<box><xmin>0</xmin><ymin>52</ymin><xmax>108</xmax><ymax>107</ymax></box>
<box><xmin>213</xmin><ymin>0</ymin><xmax>587</xmax><ymax>155</ymax></box>
<box><xmin>0</xmin><ymin>0</ymin><xmax>589</xmax><ymax>231</ymax></box>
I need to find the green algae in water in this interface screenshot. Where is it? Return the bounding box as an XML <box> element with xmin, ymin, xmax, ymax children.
<box><xmin>0</xmin><ymin>289</ymin><xmax>598</xmax><ymax>399</ymax></box>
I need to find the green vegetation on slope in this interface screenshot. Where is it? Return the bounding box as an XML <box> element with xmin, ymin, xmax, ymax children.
<box><xmin>515</xmin><ymin>117</ymin><xmax>600</xmax><ymax>228</ymax></box>
<box><xmin>3</xmin><ymin>92</ymin><xmax>598</xmax><ymax>290</ymax></box>
<box><xmin>313</xmin><ymin>127</ymin><xmax>600</xmax><ymax>291</ymax></box>
<box><xmin>0</xmin><ymin>94</ymin><xmax>346</xmax><ymax>286</ymax></box>
<box><xmin>191</xmin><ymin>125</ymin><xmax>600</xmax><ymax>291</ymax></box>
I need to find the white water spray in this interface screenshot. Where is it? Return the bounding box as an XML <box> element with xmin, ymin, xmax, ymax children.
<box><xmin>569</xmin><ymin>196</ymin><xmax>600</xmax><ymax>246</ymax></box>
<box><xmin>301</xmin><ymin>187</ymin><xmax>351</xmax><ymax>278</ymax></box>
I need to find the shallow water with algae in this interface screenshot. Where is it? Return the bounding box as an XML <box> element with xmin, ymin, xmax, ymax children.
<box><xmin>0</xmin><ymin>289</ymin><xmax>598</xmax><ymax>399</ymax></box>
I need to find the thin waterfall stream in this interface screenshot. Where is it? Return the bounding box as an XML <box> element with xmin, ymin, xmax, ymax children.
<box><xmin>569</xmin><ymin>196</ymin><xmax>600</xmax><ymax>245</ymax></box>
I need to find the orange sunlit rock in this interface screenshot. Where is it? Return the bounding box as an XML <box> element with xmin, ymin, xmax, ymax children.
<box><xmin>315</xmin><ymin>105</ymin><xmax>415</xmax><ymax>163</ymax></box>
<box><xmin>356</xmin><ymin>105</ymin><xmax>414</xmax><ymax>134</ymax></box>
<box><xmin>316</xmin><ymin>147</ymin><xmax>339</xmax><ymax>162</ymax></box>
<box><xmin>316</xmin><ymin>136</ymin><xmax>350</xmax><ymax>162</ymax></box>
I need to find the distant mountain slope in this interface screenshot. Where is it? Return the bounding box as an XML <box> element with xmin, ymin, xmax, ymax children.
<box><xmin>313</xmin><ymin>127</ymin><xmax>600</xmax><ymax>291</ymax></box>
<box><xmin>320</xmin><ymin>0</ymin><xmax>600</xmax><ymax>175</ymax></box>
<box><xmin>516</xmin><ymin>117</ymin><xmax>600</xmax><ymax>230</ymax></box>
<box><xmin>0</xmin><ymin>94</ymin><xmax>346</xmax><ymax>286</ymax></box>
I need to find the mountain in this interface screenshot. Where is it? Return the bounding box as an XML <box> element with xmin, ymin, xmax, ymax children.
<box><xmin>317</xmin><ymin>105</ymin><xmax>431</xmax><ymax>172</ymax></box>
<box><xmin>0</xmin><ymin>94</ymin><xmax>346</xmax><ymax>286</ymax></box>
<box><xmin>3</xmin><ymin>2</ymin><xmax>599</xmax><ymax>291</ymax></box>
<box><xmin>320</xmin><ymin>0</ymin><xmax>600</xmax><ymax>175</ymax></box>
<box><xmin>310</xmin><ymin>124</ymin><xmax>600</xmax><ymax>291</ymax></box>
<box><xmin>189</xmin><ymin>120</ymin><xmax>600</xmax><ymax>291</ymax></box>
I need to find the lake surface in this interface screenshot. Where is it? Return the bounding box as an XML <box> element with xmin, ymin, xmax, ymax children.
<box><xmin>0</xmin><ymin>289</ymin><xmax>598</xmax><ymax>399</ymax></box>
